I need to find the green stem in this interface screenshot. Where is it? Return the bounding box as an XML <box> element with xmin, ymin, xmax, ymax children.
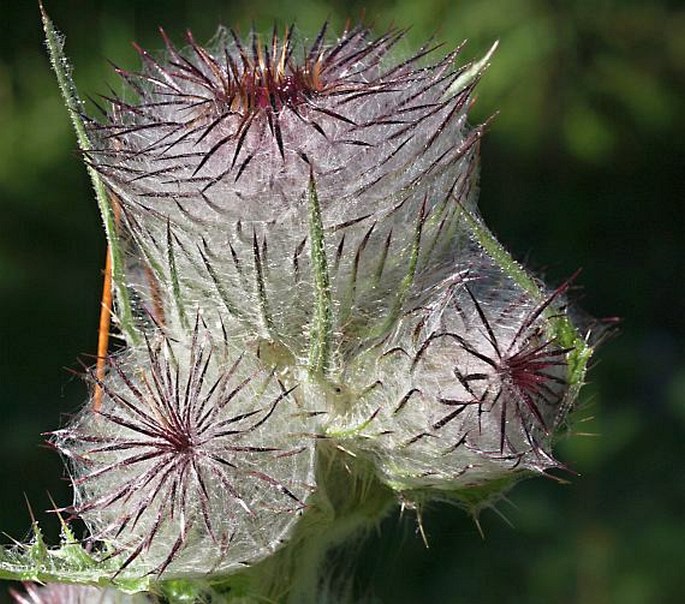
<box><xmin>209</xmin><ymin>442</ymin><xmax>395</xmax><ymax>604</ymax></box>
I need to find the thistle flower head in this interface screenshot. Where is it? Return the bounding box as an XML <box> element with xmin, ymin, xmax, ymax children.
<box><xmin>91</xmin><ymin>25</ymin><xmax>480</xmax><ymax>212</ymax></box>
<box><xmin>326</xmin><ymin>261</ymin><xmax>575</xmax><ymax>500</ymax></box>
<box><xmin>53</xmin><ymin>321</ymin><xmax>314</xmax><ymax>576</ymax></box>
<box><xmin>86</xmin><ymin>25</ymin><xmax>484</xmax><ymax>354</ymax></box>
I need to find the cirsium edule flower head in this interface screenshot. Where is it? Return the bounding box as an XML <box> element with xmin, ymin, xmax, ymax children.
<box><xmin>52</xmin><ymin>320</ymin><xmax>315</xmax><ymax>577</ymax></box>
<box><xmin>85</xmin><ymin>25</ymin><xmax>487</xmax><ymax>355</ymax></box>
<box><xmin>325</xmin><ymin>263</ymin><xmax>576</xmax><ymax>500</ymax></box>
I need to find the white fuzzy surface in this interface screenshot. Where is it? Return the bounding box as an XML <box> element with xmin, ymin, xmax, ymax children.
<box><xmin>87</xmin><ymin>27</ymin><xmax>483</xmax><ymax>358</ymax></box>
<box><xmin>11</xmin><ymin>584</ymin><xmax>151</xmax><ymax>604</ymax></box>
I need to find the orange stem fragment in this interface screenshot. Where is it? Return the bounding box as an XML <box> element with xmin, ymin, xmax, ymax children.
<box><xmin>93</xmin><ymin>244</ymin><xmax>113</xmax><ymax>412</ymax></box>
<box><xmin>93</xmin><ymin>194</ymin><xmax>121</xmax><ymax>412</ymax></box>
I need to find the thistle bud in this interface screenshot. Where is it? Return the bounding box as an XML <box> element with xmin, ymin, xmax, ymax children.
<box><xmin>53</xmin><ymin>321</ymin><xmax>315</xmax><ymax>576</ymax></box>
<box><xmin>85</xmin><ymin>25</ymin><xmax>484</xmax><ymax>355</ymax></box>
<box><xmin>327</xmin><ymin>258</ymin><xmax>574</xmax><ymax>501</ymax></box>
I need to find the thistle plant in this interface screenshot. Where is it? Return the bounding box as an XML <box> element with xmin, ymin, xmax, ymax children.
<box><xmin>0</xmin><ymin>6</ymin><xmax>596</xmax><ymax>603</ymax></box>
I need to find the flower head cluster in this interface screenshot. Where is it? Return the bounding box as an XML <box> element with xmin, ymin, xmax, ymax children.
<box><xmin>50</xmin><ymin>22</ymin><xmax>590</xmax><ymax>581</ymax></box>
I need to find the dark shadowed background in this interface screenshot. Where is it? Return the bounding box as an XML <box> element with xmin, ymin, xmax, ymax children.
<box><xmin>1</xmin><ymin>1</ymin><xmax>683</xmax><ymax>602</ymax></box>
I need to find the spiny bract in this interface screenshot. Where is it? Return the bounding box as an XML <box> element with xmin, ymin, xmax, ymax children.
<box><xmin>54</xmin><ymin>321</ymin><xmax>315</xmax><ymax>576</ymax></box>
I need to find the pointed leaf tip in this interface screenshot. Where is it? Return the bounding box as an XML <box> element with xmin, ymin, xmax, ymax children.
<box><xmin>41</xmin><ymin>6</ymin><xmax>139</xmax><ymax>343</ymax></box>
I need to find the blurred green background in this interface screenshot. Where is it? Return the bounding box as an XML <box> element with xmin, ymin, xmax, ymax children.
<box><xmin>1</xmin><ymin>0</ymin><xmax>683</xmax><ymax>602</ymax></box>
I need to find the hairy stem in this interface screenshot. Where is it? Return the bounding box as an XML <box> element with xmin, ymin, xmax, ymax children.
<box><xmin>211</xmin><ymin>443</ymin><xmax>395</xmax><ymax>603</ymax></box>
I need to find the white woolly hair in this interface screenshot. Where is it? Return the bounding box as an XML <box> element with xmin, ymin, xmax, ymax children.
<box><xmin>11</xmin><ymin>583</ymin><xmax>151</xmax><ymax>604</ymax></box>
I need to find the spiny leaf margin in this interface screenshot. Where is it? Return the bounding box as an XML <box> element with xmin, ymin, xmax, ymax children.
<box><xmin>0</xmin><ymin>521</ymin><xmax>152</xmax><ymax>593</ymax></box>
<box><xmin>40</xmin><ymin>2</ymin><xmax>138</xmax><ymax>343</ymax></box>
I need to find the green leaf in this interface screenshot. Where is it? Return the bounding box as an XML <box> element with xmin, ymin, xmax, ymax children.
<box><xmin>40</xmin><ymin>2</ymin><xmax>138</xmax><ymax>344</ymax></box>
<box><xmin>0</xmin><ymin>524</ymin><xmax>151</xmax><ymax>593</ymax></box>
